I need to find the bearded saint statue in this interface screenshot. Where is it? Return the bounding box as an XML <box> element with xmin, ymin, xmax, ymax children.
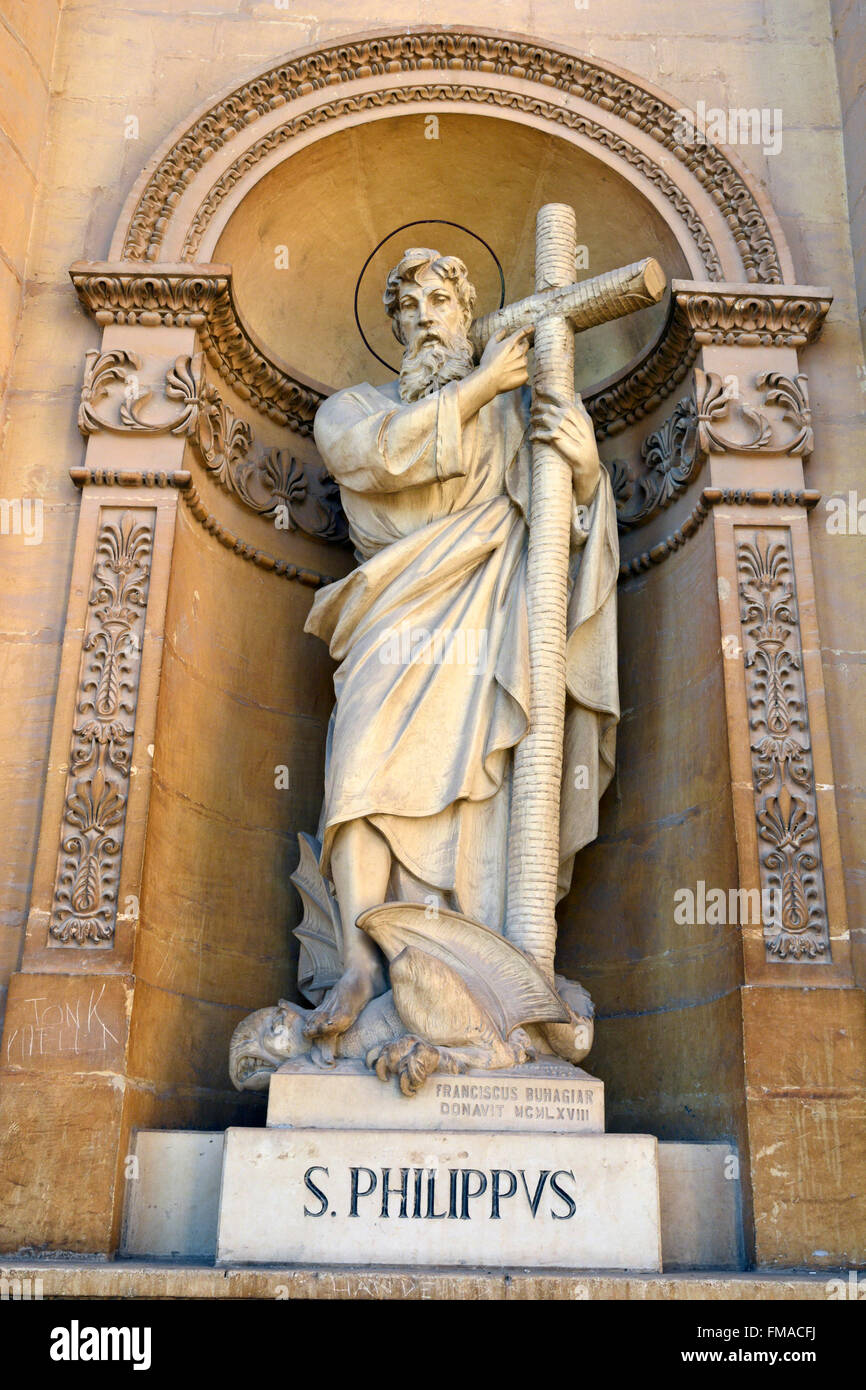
<box><xmin>292</xmin><ymin>246</ymin><xmax>620</xmax><ymax>1062</ymax></box>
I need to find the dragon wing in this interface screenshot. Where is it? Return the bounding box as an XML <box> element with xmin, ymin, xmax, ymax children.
<box><xmin>290</xmin><ymin>832</ymin><xmax>343</xmax><ymax>1005</ymax></box>
<box><xmin>357</xmin><ymin>903</ymin><xmax>568</xmax><ymax>1038</ymax></box>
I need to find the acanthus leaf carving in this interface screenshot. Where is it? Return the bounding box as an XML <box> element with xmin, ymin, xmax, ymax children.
<box><xmin>195</xmin><ymin>380</ymin><xmax>255</xmax><ymax>489</ymax></box>
<box><xmin>694</xmin><ymin>369</ymin><xmax>771</xmax><ymax>453</ymax></box>
<box><xmin>79</xmin><ymin>349</ymin><xmax>199</xmax><ymax>437</ymax></box>
<box><xmin>233</xmin><ymin>448</ymin><xmax>347</xmax><ymax>542</ymax></box>
<box><xmin>76</xmin><ymin>350</ymin><xmax>348</xmax><ymax>543</ymax></box>
<box><xmin>189</xmin><ymin>379</ymin><xmax>348</xmax><ymax>542</ymax></box>
<box><xmin>756</xmin><ymin>371</ymin><xmax>813</xmax><ymax>457</ymax></box>
<box><xmin>50</xmin><ymin>510</ymin><xmax>154</xmax><ymax>946</ymax></box>
<box><xmin>609</xmin><ymin>395</ymin><xmax>705</xmax><ymax>530</ymax></box>
<box><xmin>692</xmin><ymin>368</ymin><xmax>813</xmax><ymax>457</ymax></box>
<box><xmin>736</xmin><ymin>530</ymin><xmax>830</xmax><ymax>961</ymax></box>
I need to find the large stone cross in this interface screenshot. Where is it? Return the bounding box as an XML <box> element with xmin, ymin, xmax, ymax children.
<box><xmin>473</xmin><ymin>205</ymin><xmax>666</xmax><ymax>977</ymax></box>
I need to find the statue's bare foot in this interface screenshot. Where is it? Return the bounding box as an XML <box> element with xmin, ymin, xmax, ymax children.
<box><xmin>367</xmin><ymin>1036</ymin><xmax>442</xmax><ymax>1096</ymax></box>
<box><xmin>303</xmin><ymin>963</ymin><xmax>382</xmax><ymax>1044</ymax></box>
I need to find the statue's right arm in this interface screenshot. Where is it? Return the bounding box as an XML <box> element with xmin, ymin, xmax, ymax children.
<box><xmin>313</xmin><ymin>385</ymin><xmax>470</xmax><ymax>495</ymax></box>
<box><xmin>313</xmin><ymin>333</ymin><xmax>528</xmax><ymax>496</ymax></box>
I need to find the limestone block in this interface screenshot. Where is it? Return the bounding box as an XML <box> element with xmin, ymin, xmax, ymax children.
<box><xmin>0</xmin><ymin>1256</ymin><xmax>840</xmax><ymax>1299</ymax></box>
<box><xmin>0</xmin><ymin>21</ymin><xmax>47</xmax><ymax>171</ymax></box>
<box><xmin>1</xmin><ymin>0</ymin><xmax>61</xmax><ymax>82</ymax></box>
<box><xmin>267</xmin><ymin>1058</ymin><xmax>605</xmax><ymax>1133</ymax></box>
<box><xmin>121</xmin><ymin>1131</ymin><xmax>224</xmax><ymax>1261</ymax></box>
<box><xmin>0</xmin><ymin>258</ymin><xmax>21</xmax><ymax>387</ymax></box>
<box><xmin>742</xmin><ymin>986</ymin><xmax>866</xmax><ymax>1267</ymax></box>
<box><xmin>217</xmin><ymin>1127</ymin><xmax>661</xmax><ymax>1269</ymax></box>
<box><xmin>530</xmin><ymin>0</ymin><xmax>766</xmax><ymax>38</ymax></box>
<box><xmin>0</xmin><ymin>132</ymin><xmax>35</xmax><ymax>277</ymax></box>
<box><xmin>658</xmin><ymin>1142</ymin><xmax>743</xmax><ymax>1270</ymax></box>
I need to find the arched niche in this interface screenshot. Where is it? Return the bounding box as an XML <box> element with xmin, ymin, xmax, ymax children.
<box><xmin>55</xmin><ymin>30</ymin><xmax>840</xmax><ymax>1242</ymax></box>
<box><xmin>99</xmin><ymin>27</ymin><xmax>795</xmax><ymax>444</ymax></box>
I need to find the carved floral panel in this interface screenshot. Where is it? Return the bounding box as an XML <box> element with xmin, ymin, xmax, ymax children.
<box><xmin>48</xmin><ymin>509</ymin><xmax>155</xmax><ymax>946</ymax></box>
<box><xmin>735</xmin><ymin>527</ymin><xmax>831</xmax><ymax>961</ymax></box>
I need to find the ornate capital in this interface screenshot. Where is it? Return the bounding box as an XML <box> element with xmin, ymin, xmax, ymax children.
<box><xmin>70</xmin><ymin>263</ymin><xmax>323</xmax><ymax>437</ymax></box>
<box><xmin>673</xmin><ymin>281</ymin><xmax>832</xmax><ymax>347</ymax></box>
<box><xmin>69</xmin><ymin>265</ymin><xmax>230</xmax><ymax>327</ymax></box>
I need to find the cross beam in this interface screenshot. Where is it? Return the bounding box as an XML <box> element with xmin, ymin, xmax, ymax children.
<box><xmin>469</xmin><ymin>255</ymin><xmax>665</xmax><ymax>353</ymax></box>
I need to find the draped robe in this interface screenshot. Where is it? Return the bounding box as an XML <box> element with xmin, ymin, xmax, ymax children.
<box><xmin>308</xmin><ymin>376</ymin><xmax>620</xmax><ymax>936</ymax></box>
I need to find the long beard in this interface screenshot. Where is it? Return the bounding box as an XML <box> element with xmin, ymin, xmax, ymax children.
<box><xmin>399</xmin><ymin>331</ymin><xmax>475</xmax><ymax>402</ymax></box>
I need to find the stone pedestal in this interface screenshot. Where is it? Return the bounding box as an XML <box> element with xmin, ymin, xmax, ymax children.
<box><xmin>216</xmin><ymin>1061</ymin><xmax>661</xmax><ymax>1270</ymax></box>
<box><xmin>267</xmin><ymin>1057</ymin><xmax>605</xmax><ymax>1133</ymax></box>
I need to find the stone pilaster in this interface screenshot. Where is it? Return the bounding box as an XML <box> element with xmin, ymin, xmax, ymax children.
<box><xmin>0</xmin><ymin>308</ymin><xmax>193</xmax><ymax>1252</ymax></box>
<box><xmin>673</xmin><ymin>280</ymin><xmax>866</xmax><ymax>1267</ymax></box>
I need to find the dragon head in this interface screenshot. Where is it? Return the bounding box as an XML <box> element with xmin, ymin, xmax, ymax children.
<box><xmin>228</xmin><ymin>999</ymin><xmax>308</xmax><ymax>1091</ymax></box>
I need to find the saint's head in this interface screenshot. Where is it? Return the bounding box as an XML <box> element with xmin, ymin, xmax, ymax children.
<box><xmin>383</xmin><ymin>248</ymin><xmax>477</xmax><ymax>402</ymax></box>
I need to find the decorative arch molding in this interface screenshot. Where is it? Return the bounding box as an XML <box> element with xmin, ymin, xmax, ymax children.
<box><xmin>110</xmin><ymin>27</ymin><xmax>792</xmax><ymax>290</ymax></box>
<box><xmin>84</xmin><ymin>28</ymin><xmax>800</xmax><ymax>446</ymax></box>
<box><xmin>67</xmin><ymin>24</ymin><xmax>830</xmax><ymax>581</ymax></box>
<box><xmin>68</xmin><ymin>29</ymin><xmax>830</xmax><ymax>586</ymax></box>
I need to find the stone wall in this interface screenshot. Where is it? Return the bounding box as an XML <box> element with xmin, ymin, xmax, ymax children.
<box><xmin>832</xmin><ymin>0</ymin><xmax>866</xmax><ymax>352</ymax></box>
<box><xmin>0</xmin><ymin>1</ymin><xmax>62</xmax><ymax>434</ymax></box>
<box><xmin>0</xmin><ymin>0</ymin><xmax>63</xmax><ymax>1027</ymax></box>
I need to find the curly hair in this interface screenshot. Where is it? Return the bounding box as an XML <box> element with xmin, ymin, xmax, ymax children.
<box><xmin>383</xmin><ymin>248</ymin><xmax>477</xmax><ymax>344</ymax></box>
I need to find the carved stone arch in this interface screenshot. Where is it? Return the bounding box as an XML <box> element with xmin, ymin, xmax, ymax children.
<box><xmin>84</xmin><ymin>28</ymin><xmax>797</xmax><ymax>452</ymax></box>
<box><xmin>109</xmin><ymin>26</ymin><xmax>793</xmax><ymax>285</ymax></box>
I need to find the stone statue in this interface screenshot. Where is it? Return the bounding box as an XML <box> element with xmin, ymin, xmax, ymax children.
<box><xmin>231</xmin><ymin>207</ymin><xmax>665</xmax><ymax>1095</ymax></box>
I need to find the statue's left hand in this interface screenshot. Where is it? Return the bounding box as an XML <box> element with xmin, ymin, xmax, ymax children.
<box><xmin>531</xmin><ymin>389</ymin><xmax>601</xmax><ymax>505</ymax></box>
